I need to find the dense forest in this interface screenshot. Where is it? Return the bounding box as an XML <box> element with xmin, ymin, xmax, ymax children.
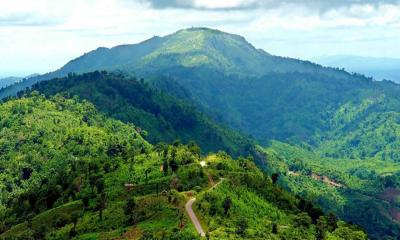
<box><xmin>262</xmin><ymin>142</ymin><xmax>400</xmax><ymax>239</ymax></box>
<box><xmin>0</xmin><ymin>93</ymin><xmax>366</xmax><ymax>239</ymax></box>
<box><xmin>28</xmin><ymin>71</ymin><xmax>256</xmax><ymax>158</ymax></box>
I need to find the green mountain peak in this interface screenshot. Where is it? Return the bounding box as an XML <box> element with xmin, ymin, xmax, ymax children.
<box><xmin>55</xmin><ymin>27</ymin><xmax>271</xmax><ymax>77</ymax></box>
<box><xmin>0</xmin><ymin>27</ymin><xmax>347</xmax><ymax>99</ymax></box>
<box><xmin>160</xmin><ymin>27</ymin><xmax>260</xmax><ymax>65</ymax></box>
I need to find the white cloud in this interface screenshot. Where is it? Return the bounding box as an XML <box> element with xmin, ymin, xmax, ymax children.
<box><xmin>192</xmin><ymin>0</ymin><xmax>256</xmax><ymax>9</ymax></box>
<box><xmin>249</xmin><ymin>3</ymin><xmax>400</xmax><ymax>31</ymax></box>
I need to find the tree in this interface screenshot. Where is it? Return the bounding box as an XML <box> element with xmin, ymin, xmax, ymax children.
<box><xmin>222</xmin><ymin>196</ymin><xmax>232</xmax><ymax>215</ymax></box>
<box><xmin>170</xmin><ymin>176</ymin><xmax>181</xmax><ymax>190</ymax></box>
<box><xmin>209</xmin><ymin>204</ymin><xmax>217</xmax><ymax>216</ymax></box>
<box><xmin>294</xmin><ymin>212</ymin><xmax>312</xmax><ymax>228</ymax></box>
<box><xmin>33</xmin><ymin>225</ymin><xmax>47</xmax><ymax>239</ymax></box>
<box><xmin>236</xmin><ymin>217</ymin><xmax>248</xmax><ymax>236</ymax></box>
<box><xmin>21</xmin><ymin>167</ymin><xmax>33</xmax><ymax>180</ymax></box>
<box><xmin>82</xmin><ymin>195</ymin><xmax>90</xmax><ymax>209</ymax></box>
<box><xmin>178</xmin><ymin>210</ymin><xmax>184</xmax><ymax>229</ymax></box>
<box><xmin>124</xmin><ymin>197</ymin><xmax>137</xmax><ymax>224</ymax></box>
<box><xmin>89</xmin><ymin>175</ymin><xmax>100</xmax><ymax>193</ymax></box>
<box><xmin>308</xmin><ymin>206</ymin><xmax>324</xmax><ymax>223</ymax></box>
<box><xmin>327</xmin><ymin>212</ymin><xmax>338</xmax><ymax>232</ymax></box>
<box><xmin>169</xmin><ymin>159</ymin><xmax>178</xmax><ymax>173</ymax></box>
<box><xmin>144</xmin><ymin>168</ymin><xmax>151</xmax><ymax>183</ymax></box>
<box><xmin>272</xmin><ymin>223</ymin><xmax>278</xmax><ymax>234</ymax></box>
<box><xmin>172</xmin><ymin>140</ymin><xmax>180</xmax><ymax>147</ymax></box>
<box><xmin>70</xmin><ymin>212</ymin><xmax>80</xmax><ymax>237</ymax></box>
<box><xmin>163</xmin><ymin>159</ymin><xmax>169</xmax><ymax>176</ymax></box>
<box><xmin>95</xmin><ymin>177</ymin><xmax>105</xmax><ymax>193</ymax></box>
<box><xmin>316</xmin><ymin>216</ymin><xmax>328</xmax><ymax>240</ymax></box>
<box><xmin>0</xmin><ymin>221</ymin><xmax>6</xmax><ymax>234</ymax></box>
<box><xmin>154</xmin><ymin>142</ymin><xmax>166</xmax><ymax>154</ymax></box>
<box><xmin>331</xmin><ymin>223</ymin><xmax>367</xmax><ymax>240</ymax></box>
<box><xmin>96</xmin><ymin>193</ymin><xmax>106</xmax><ymax>221</ymax></box>
<box><xmin>188</xmin><ymin>141</ymin><xmax>201</xmax><ymax>157</ymax></box>
<box><xmin>271</xmin><ymin>173</ymin><xmax>279</xmax><ymax>184</ymax></box>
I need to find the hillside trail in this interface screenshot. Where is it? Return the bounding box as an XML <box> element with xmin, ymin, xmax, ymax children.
<box><xmin>185</xmin><ymin>172</ymin><xmax>224</xmax><ymax>237</ymax></box>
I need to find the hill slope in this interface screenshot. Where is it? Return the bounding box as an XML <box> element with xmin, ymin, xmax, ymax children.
<box><xmin>0</xmin><ymin>94</ymin><xmax>366</xmax><ymax>239</ymax></box>
<box><xmin>261</xmin><ymin>142</ymin><xmax>400</xmax><ymax>239</ymax></box>
<box><xmin>26</xmin><ymin>71</ymin><xmax>256</xmax><ymax>158</ymax></box>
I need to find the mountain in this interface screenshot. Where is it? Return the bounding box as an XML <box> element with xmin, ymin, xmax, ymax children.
<box><xmin>0</xmin><ymin>27</ymin><xmax>347</xmax><ymax>99</ymax></box>
<box><xmin>0</xmin><ymin>94</ymin><xmax>366</xmax><ymax>239</ymax></box>
<box><xmin>2</xmin><ymin>28</ymin><xmax>390</xmax><ymax>147</ymax></box>
<box><xmin>59</xmin><ymin>28</ymin><xmax>347</xmax><ymax>78</ymax></box>
<box><xmin>0</xmin><ymin>76</ymin><xmax>21</xmax><ymax>89</ymax></box>
<box><xmin>313</xmin><ymin>55</ymin><xmax>400</xmax><ymax>82</ymax></box>
<box><xmin>2</xmin><ymin>27</ymin><xmax>400</xmax><ymax>238</ymax></box>
<box><xmin>0</xmin><ymin>74</ymin><xmax>39</xmax><ymax>90</ymax></box>
<box><xmin>2</xmin><ymin>28</ymin><xmax>395</xmax><ymax>147</ymax></box>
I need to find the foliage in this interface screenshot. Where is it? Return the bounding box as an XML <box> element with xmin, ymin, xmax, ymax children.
<box><xmin>194</xmin><ymin>153</ymin><xmax>366</xmax><ymax>239</ymax></box>
<box><xmin>261</xmin><ymin>142</ymin><xmax>400</xmax><ymax>239</ymax></box>
<box><xmin>0</xmin><ymin>94</ymin><xmax>365</xmax><ymax>239</ymax></box>
<box><xmin>29</xmin><ymin>71</ymin><xmax>256</xmax><ymax>157</ymax></box>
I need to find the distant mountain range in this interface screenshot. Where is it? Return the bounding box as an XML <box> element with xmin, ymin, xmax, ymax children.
<box><xmin>0</xmin><ymin>76</ymin><xmax>21</xmax><ymax>89</ymax></box>
<box><xmin>0</xmin><ymin>73</ymin><xmax>39</xmax><ymax>89</ymax></box>
<box><xmin>313</xmin><ymin>55</ymin><xmax>400</xmax><ymax>82</ymax></box>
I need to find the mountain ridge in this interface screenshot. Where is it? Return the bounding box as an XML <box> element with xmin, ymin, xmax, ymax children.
<box><xmin>0</xmin><ymin>27</ymin><xmax>354</xmax><ymax>99</ymax></box>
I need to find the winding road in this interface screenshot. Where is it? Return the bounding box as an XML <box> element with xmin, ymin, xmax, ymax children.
<box><xmin>185</xmin><ymin>178</ymin><xmax>224</xmax><ymax>237</ymax></box>
<box><xmin>185</xmin><ymin>198</ymin><xmax>206</xmax><ymax>237</ymax></box>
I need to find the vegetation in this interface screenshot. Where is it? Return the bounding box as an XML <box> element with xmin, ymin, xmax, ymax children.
<box><xmin>260</xmin><ymin>142</ymin><xmax>400</xmax><ymax>239</ymax></box>
<box><xmin>27</xmin><ymin>71</ymin><xmax>255</xmax><ymax>158</ymax></box>
<box><xmin>193</xmin><ymin>153</ymin><xmax>366</xmax><ymax>239</ymax></box>
<box><xmin>0</xmin><ymin>93</ymin><xmax>203</xmax><ymax>239</ymax></box>
<box><xmin>0</xmin><ymin>94</ymin><xmax>365</xmax><ymax>239</ymax></box>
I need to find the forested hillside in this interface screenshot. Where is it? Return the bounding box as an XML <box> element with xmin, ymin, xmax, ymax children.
<box><xmin>261</xmin><ymin>142</ymin><xmax>400</xmax><ymax>239</ymax></box>
<box><xmin>155</xmin><ymin>68</ymin><xmax>392</xmax><ymax>143</ymax></box>
<box><xmin>0</xmin><ymin>93</ymin><xmax>365</xmax><ymax>239</ymax></box>
<box><xmin>27</xmin><ymin>71</ymin><xmax>255</xmax><ymax>158</ymax></box>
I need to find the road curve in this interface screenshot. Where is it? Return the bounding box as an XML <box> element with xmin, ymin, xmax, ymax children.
<box><xmin>185</xmin><ymin>179</ymin><xmax>224</xmax><ymax>237</ymax></box>
<box><xmin>185</xmin><ymin>198</ymin><xmax>206</xmax><ymax>237</ymax></box>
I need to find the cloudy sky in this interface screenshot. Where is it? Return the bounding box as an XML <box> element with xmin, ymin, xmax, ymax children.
<box><xmin>1</xmin><ymin>0</ymin><xmax>400</xmax><ymax>77</ymax></box>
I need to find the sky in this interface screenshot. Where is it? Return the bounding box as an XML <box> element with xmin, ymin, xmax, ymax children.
<box><xmin>1</xmin><ymin>0</ymin><xmax>400</xmax><ymax>77</ymax></box>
